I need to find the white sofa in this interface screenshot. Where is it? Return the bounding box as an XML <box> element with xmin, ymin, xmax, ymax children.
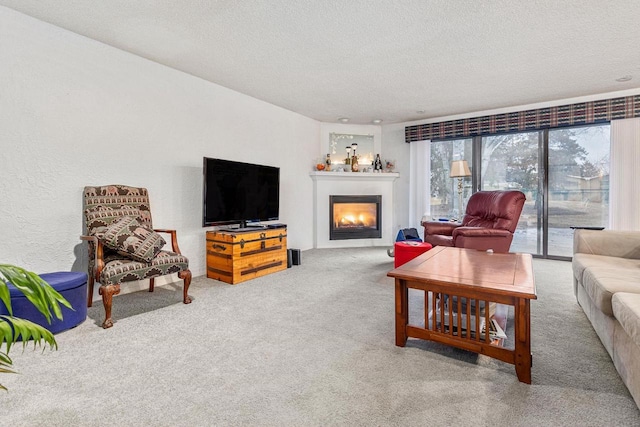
<box><xmin>572</xmin><ymin>229</ymin><xmax>640</xmax><ymax>409</ymax></box>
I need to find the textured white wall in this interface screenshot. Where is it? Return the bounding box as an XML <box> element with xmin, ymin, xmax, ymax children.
<box><xmin>0</xmin><ymin>7</ymin><xmax>318</xmax><ymax>281</ymax></box>
<box><xmin>381</xmin><ymin>123</ymin><xmax>411</xmax><ymax>235</ymax></box>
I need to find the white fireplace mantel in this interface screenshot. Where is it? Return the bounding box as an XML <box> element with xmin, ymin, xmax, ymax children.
<box><xmin>310</xmin><ymin>171</ymin><xmax>399</xmax><ymax>248</ymax></box>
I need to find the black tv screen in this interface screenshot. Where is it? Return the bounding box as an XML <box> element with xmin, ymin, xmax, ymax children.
<box><xmin>203</xmin><ymin>157</ymin><xmax>280</xmax><ymax>227</ymax></box>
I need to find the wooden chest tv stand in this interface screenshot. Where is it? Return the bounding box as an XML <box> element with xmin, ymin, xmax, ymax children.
<box><xmin>206</xmin><ymin>227</ymin><xmax>287</xmax><ymax>284</ymax></box>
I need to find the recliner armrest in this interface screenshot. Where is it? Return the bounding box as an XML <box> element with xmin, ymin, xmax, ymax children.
<box><xmin>453</xmin><ymin>227</ymin><xmax>511</xmax><ymax>238</ymax></box>
<box><xmin>421</xmin><ymin>221</ymin><xmax>460</xmax><ymax>236</ymax></box>
<box><xmin>453</xmin><ymin>227</ymin><xmax>514</xmax><ymax>252</ymax></box>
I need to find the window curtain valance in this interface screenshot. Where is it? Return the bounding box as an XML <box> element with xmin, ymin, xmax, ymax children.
<box><xmin>405</xmin><ymin>95</ymin><xmax>640</xmax><ymax>143</ymax></box>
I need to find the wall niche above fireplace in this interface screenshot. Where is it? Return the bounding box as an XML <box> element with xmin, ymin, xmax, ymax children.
<box><xmin>329</xmin><ymin>133</ymin><xmax>375</xmax><ymax>166</ymax></box>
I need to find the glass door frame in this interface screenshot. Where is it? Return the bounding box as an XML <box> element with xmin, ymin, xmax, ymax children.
<box><xmin>469</xmin><ymin>129</ymin><xmax>563</xmax><ymax>261</ymax></box>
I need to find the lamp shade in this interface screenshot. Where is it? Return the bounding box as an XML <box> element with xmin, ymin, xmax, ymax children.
<box><xmin>450</xmin><ymin>160</ymin><xmax>471</xmax><ymax>178</ymax></box>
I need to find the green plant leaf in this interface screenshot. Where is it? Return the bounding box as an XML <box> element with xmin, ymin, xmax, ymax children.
<box><xmin>0</xmin><ymin>265</ymin><xmax>72</xmax><ymax>324</ymax></box>
<box><xmin>0</xmin><ymin>350</ymin><xmax>14</xmax><ymax>371</ymax></box>
<box><xmin>1</xmin><ymin>346</ymin><xmax>16</xmax><ymax>392</ymax></box>
<box><xmin>0</xmin><ymin>351</ymin><xmax>12</xmax><ymax>365</ymax></box>
<box><xmin>0</xmin><ymin>264</ymin><xmax>67</xmax><ymax>391</ymax></box>
<box><xmin>0</xmin><ymin>316</ymin><xmax>56</xmax><ymax>352</ymax></box>
<box><xmin>0</xmin><ymin>361</ymin><xmax>16</xmax><ymax>374</ymax></box>
<box><xmin>0</xmin><ymin>318</ymin><xmax>15</xmax><ymax>353</ymax></box>
<box><xmin>0</xmin><ymin>283</ymin><xmax>11</xmax><ymax>316</ymax></box>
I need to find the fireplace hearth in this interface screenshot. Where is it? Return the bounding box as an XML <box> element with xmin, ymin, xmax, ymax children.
<box><xmin>329</xmin><ymin>195</ymin><xmax>382</xmax><ymax>240</ymax></box>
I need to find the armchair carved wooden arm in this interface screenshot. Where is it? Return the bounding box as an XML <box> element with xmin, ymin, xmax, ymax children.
<box><xmin>81</xmin><ymin>185</ymin><xmax>192</xmax><ymax>328</ymax></box>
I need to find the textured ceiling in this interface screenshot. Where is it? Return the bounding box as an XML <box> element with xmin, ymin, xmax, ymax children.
<box><xmin>2</xmin><ymin>0</ymin><xmax>640</xmax><ymax>124</ymax></box>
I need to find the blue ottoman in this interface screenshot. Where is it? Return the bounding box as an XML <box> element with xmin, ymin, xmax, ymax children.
<box><xmin>0</xmin><ymin>271</ymin><xmax>87</xmax><ymax>334</ymax></box>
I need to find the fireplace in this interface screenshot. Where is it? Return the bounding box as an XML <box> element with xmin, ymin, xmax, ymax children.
<box><xmin>329</xmin><ymin>195</ymin><xmax>382</xmax><ymax>240</ymax></box>
<box><xmin>310</xmin><ymin>171</ymin><xmax>398</xmax><ymax>248</ymax></box>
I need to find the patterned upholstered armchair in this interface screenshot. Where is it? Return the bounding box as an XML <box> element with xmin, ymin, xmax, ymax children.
<box><xmin>81</xmin><ymin>185</ymin><xmax>192</xmax><ymax>328</ymax></box>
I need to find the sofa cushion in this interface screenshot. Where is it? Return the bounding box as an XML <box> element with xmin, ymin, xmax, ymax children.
<box><xmin>572</xmin><ymin>253</ymin><xmax>640</xmax><ymax>282</ymax></box>
<box><xmin>101</xmin><ymin>216</ymin><xmax>166</xmax><ymax>263</ymax></box>
<box><xmin>582</xmin><ymin>267</ymin><xmax>640</xmax><ymax>316</ymax></box>
<box><xmin>612</xmin><ymin>293</ymin><xmax>640</xmax><ymax>350</ymax></box>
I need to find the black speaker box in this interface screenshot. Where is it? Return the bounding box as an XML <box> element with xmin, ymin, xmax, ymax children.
<box><xmin>287</xmin><ymin>249</ymin><xmax>293</xmax><ymax>268</ymax></box>
<box><xmin>291</xmin><ymin>249</ymin><xmax>301</xmax><ymax>265</ymax></box>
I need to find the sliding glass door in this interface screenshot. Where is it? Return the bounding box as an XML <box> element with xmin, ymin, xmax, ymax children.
<box><xmin>547</xmin><ymin>126</ymin><xmax>610</xmax><ymax>257</ymax></box>
<box><xmin>479</xmin><ymin>132</ymin><xmax>541</xmax><ymax>255</ymax></box>
<box><xmin>429</xmin><ymin>124</ymin><xmax>610</xmax><ymax>259</ymax></box>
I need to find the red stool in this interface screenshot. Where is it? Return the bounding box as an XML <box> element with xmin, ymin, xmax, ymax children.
<box><xmin>394</xmin><ymin>241</ymin><xmax>433</xmax><ymax>268</ymax></box>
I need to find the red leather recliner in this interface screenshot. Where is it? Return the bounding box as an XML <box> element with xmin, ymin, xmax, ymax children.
<box><xmin>421</xmin><ymin>190</ymin><xmax>526</xmax><ymax>253</ymax></box>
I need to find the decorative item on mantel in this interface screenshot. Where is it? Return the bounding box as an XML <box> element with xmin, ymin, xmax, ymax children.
<box><xmin>351</xmin><ymin>143</ymin><xmax>359</xmax><ymax>172</ymax></box>
<box><xmin>374</xmin><ymin>154</ymin><xmax>383</xmax><ymax>172</ymax></box>
<box><xmin>385</xmin><ymin>159</ymin><xmax>396</xmax><ymax>172</ymax></box>
<box><xmin>344</xmin><ymin>146</ymin><xmax>351</xmax><ymax>171</ymax></box>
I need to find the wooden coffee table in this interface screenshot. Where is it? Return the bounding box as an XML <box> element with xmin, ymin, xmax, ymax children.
<box><xmin>388</xmin><ymin>246</ymin><xmax>537</xmax><ymax>383</ymax></box>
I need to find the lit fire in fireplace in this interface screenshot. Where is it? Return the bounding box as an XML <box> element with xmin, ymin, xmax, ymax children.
<box><xmin>333</xmin><ymin>203</ymin><xmax>377</xmax><ymax>229</ymax></box>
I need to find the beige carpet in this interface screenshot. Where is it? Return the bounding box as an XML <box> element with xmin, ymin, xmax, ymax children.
<box><xmin>1</xmin><ymin>248</ymin><xmax>639</xmax><ymax>426</ymax></box>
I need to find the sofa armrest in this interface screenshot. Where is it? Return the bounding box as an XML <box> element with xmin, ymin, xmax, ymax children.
<box><xmin>574</xmin><ymin>229</ymin><xmax>640</xmax><ymax>259</ymax></box>
<box><xmin>421</xmin><ymin>221</ymin><xmax>460</xmax><ymax>236</ymax></box>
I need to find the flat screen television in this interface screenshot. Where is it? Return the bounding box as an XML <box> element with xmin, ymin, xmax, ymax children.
<box><xmin>203</xmin><ymin>157</ymin><xmax>280</xmax><ymax>227</ymax></box>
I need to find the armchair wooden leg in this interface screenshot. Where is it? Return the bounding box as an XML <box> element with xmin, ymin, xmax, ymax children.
<box><xmin>87</xmin><ymin>275</ymin><xmax>95</xmax><ymax>308</ymax></box>
<box><xmin>99</xmin><ymin>283</ymin><xmax>121</xmax><ymax>329</ymax></box>
<box><xmin>179</xmin><ymin>270</ymin><xmax>193</xmax><ymax>304</ymax></box>
<box><xmin>149</xmin><ymin>277</ymin><xmax>155</xmax><ymax>293</ymax></box>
